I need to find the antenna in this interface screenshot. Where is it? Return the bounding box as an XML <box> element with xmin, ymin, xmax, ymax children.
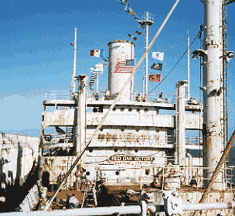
<box><xmin>139</xmin><ymin>12</ymin><xmax>154</xmax><ymax>98</ymax></box>
<box><xmin>70</xmin><ymin>27</ymin><xmax>77</xmax><ymax>99</ymax></box>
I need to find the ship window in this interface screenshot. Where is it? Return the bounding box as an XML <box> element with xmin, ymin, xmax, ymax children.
<box><xmin>93</xmin><ymin>108</ymin><xmax>98</xmax><ymax>113</ymax></box>
<box><xmin>145</xmin><ymin>169</ymin><xmax>150</xmax><ymax>175</ymax></box>
<box><xmin>115</xmin><ymin>171</ymin><xmax>120</xmax><ymax>176</ymax></box>
<box><xmin>114</xmin><ymin>149</ymin><xmax>118</xmax><ymax>152</ymax></box>
<box><xmin>121</xmin><ymin>108</ymin><xmax>124</xmax><ymax>112</ymax></box>
<box><xmin>98</xmin><ymin>106</ymin><xmax>103</xmax><ymax>113</ymax></box>
<box><xmin>121</xmin><ymin>127</ymin><xmax>125</xmax><ymax>132</ymax></box>
<box><xmin>89</xmin><ymin>149</ymin><xmax>93</xmax><ymax>153</ymax></box>
<box><xmin>99</xmin><ymin>128</ymin><xmax>103</xmax><ymax>132</ymax></box>
<box><xmin>128</xmin><ymin>108</ymin><xmax>132</xmax><ymax>112</ymax></box>
<box><xmin>135</xmin><ymin>149</ymin><xmax>138</xmax><ymax>153</ymax></box>
<box><xmin>137</xmin><ymin>108</ymin><xmax>140</xmax><ymax>112</ymax></box>
<box><xmin>155</xmin><ymin>129</ymin><xmax>159</xmax><ymax>133</ymax></box>
<box><xmin>113</xmin><ymin>107</ymin><xmax>116</xmax><ymax>111</ymax></box>
<box><xmin>136</xmin><ymin>128</ymin><xmax>139</xmax><ymax>132</ymax></box>
<box><xmin>86</xmin><ymin>171</ymin><xmax>90</xmax><ymax>176</ymax></box>
<box><xmin>144</xmin><ymin>108</ymin><xmax>148</xmax><ymax>113</ymax></box>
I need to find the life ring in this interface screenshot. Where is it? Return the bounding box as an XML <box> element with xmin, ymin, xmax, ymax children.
<box><xmin>44</xmin><ymin>134</ymin><xmax>52</xmax><ymax>142</ymax></box>
<box><xmin>75</xmin><ymin>168</ymin><xmax>84</xmax><ymax>178</ymax></box>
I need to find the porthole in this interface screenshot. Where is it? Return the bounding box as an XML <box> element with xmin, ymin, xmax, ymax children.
<box><xmin>99</xmin><ymin>128</ymin><xmax>103</xmax><ymax>132</ymax></box>
<box><xmin>86</xmin><ymin>171</ymin><xmax>90</xmax><ymax>176</ymax></box>
<box><xmin>145</xmin><ymin>169</ymin><xmax>150</xmax><ymax>175</ymax></box>
<box><xmin>93</xmin><ymin>108</ymin><xmax>98</xmax><ymax>113</ymax></box>
<box><xmin>137</xmin><ymin>108</ymin><xmax>140</xmax><ymax>112</ymax></box>
<box><xmin>121</xmin><ymin>108</ymin><xmax>124</xmax><ymax>112</ymax></box>
<box><xmin>115</xmin><ymin>171</ymin><xmax>120</xmax><ymax>176</ymax></box>
<box><xmin>89</xmin><ymin>149</ymin><xmax>93</xmax><ymax>153</ymax></box>
<box><xmin>128</xmin><ymin>108</ymin><xmax>132</xmax><ymax>112</ymax></box>
<box><xmin>114</xmin><ymin>149</ymin><xmax>118</xmax><ymax>152</ymax></box>
<box><xmin>144</xmin><ymin>108</ymin><xmax>148</xmax><ymax>113</ymax></box>
<box><xmin>113</xmin><ymin>107</ymin><xmax>116</xmax><ymax>111</ymax></box>
<box><xmin>136</xmin><ymin>128</ymin><xmax>139</xmax><ymax>132</ymax></box>
<box><xmin>121</xmin><ymin>127</ymin><xmax>125</xmax><ymax>132</ymax></box>
<box><xmin>135</xmin><ymin>149</ymin><xmax>138</xmax><ymax>153</ymax></box>
<box><xmin>155</xmin><ymin>129</ymin><xmax>159</xmax><ymax>133</ymax></box>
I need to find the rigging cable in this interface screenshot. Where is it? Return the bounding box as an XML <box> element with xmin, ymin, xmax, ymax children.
<box><xmin>148</xmin><ymin>34</ymin><xmax>198</xmax><ymax>95</ymax></box>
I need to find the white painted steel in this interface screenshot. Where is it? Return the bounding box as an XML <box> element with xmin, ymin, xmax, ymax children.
<box><xmin>1</xmin><ymin>206</ymin><xmax>141</xmax><ymax>216</ymax></box>
<box><xmin>70</xmin><ymin>27</ymin><xmax>77</xmax><ymax>98</ymax></box>
<box><xmin>182</xmin><ymin>201</ymin><xmax>235</xmax><ymax>211</ymax></box>
<box><xmin>108</xmin><ymin>40</ymin><xmax>135</xmax><ymax>101</ymax></box>
<box><xmin>76</xmin><ymin>75</ymin><xmax>87</xmax><ymax>155</ymax></box>
<box><xmin>43</xmin><ymin>1</ymin><xmax>180</xmax><ymax>210</ymax></box>
<box><xmin>176</xmin><ymin>81</ymin><xmax>187</xmax><ymax>166</ymax></box>
<box><xmin>203</xmin><ymin>0</ymin><xmax>224</xmax><ymax>190</ymax></box>
<box><xmin>0</xmin><ymin>133</ymin><xmax>39</xmax><ymax>186</ymax></box>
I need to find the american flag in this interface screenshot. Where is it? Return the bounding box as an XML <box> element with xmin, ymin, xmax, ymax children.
<box><xmin>114</xmin><ymin>60</ymin><xmax>135</xmax><ymax>73</ymax></box>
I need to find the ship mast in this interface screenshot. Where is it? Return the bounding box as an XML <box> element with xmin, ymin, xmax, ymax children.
<box><xmin>70</xmin><ymin>27</ymin><xmax>77</xmax><ymax>99</ymax></box>
<box><xmin>187</xmin><ymin>31</ymin><xmax>190</xmax><ymax>99</ymax></box>
<box><xmin>140</xmin><ymin>12</ymin><xmax>153</xmax><ymax>98</ymax></box>
<box><xmin>202</xmin><ymin>0</ymin><xmax>224</xmax><ymax>190</ymax></box>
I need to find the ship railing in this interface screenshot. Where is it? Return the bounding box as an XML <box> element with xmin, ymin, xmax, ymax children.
<box><xmin>87</xmin><ymin>92</ymin><xmax>176</xmax><ymax>104</ymax></box>
<box><xmin>186</xmin><ymin>136</ymin><xmax>203</xmax><ymax>145</ymax></box>
<box><xmin>44</xmin><ymin>90</ymin><xmax>70</xmax><ymax>100</ymax></box>
<box><xmin>86</xmin><ymin>135</ymin><xmax>175</xmax><ymax>146</ymax></box>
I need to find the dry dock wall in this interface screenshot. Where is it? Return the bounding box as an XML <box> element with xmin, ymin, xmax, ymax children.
<box><xmin>0</xmin><ymin>132</ymin><xmax>40</xmax><ymax>186</ymax></box>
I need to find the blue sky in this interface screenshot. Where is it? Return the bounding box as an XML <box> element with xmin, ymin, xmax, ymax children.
<box><xmin>0</xmin><ymin>0</ymin><xmax>235</xmax><ymax>138</ymax></box>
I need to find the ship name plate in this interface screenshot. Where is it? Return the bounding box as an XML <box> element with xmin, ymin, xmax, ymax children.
<box><xmin>110</xmin><ymin>156</ymin><xmax>154</xmax><ymax>161</ymax></box>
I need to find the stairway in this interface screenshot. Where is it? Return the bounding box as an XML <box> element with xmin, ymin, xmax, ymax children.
<box><xmin>66</xmin><ymin>126</ymin><xmax>74</xmax><ymax>142</ymax></box>
<box><xmin>81</xmin><ymin>184</ymin><xmax>97</xmax><ymax>208</ymax></box>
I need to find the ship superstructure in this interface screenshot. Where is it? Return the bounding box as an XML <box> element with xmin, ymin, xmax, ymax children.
<box><xmin>40</xmin><ymin>38</ymin><xmax>204</xmax><ymax>188</ymax></box>
<box><xmin>1</xmin><ymin>0</ymin><xmax>235</xmax><ymax>215</ymax></box>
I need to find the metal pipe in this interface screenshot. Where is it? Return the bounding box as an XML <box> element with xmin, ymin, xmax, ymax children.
<box><xmin>1</xmin><ymin>206</ymin><xmax>142</xmax><ymax>216</ymax></box>
<box><xmin>182</xmin><ymin>201</ymin><xmax>235</xmax><ymax>211</ymax></box>
<box><xmin>193</xmin><ymin>130</ymin><xmax>235</xmax><ymax>216</ymax></box>
<box><xmin>43</xmin><ymin>0</ymin><xmax>180</xmax><ymax>210</ymax></box>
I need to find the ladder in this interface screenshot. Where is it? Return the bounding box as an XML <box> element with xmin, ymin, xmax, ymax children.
<box><xmin>66</xmin><ymin>126</ymin><xmax>74</xmax><ymax>142</ymax></box>
<box><xmin>81</xmin><ymin>183</ymin><xmax>97</xmax><ymax>208</ymax></box>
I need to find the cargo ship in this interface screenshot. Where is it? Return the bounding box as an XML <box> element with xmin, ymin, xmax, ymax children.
<box><xmin>1</xmin><ymin>0</ymin><xmax>235</xmax><ymax>215</ymax></box>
